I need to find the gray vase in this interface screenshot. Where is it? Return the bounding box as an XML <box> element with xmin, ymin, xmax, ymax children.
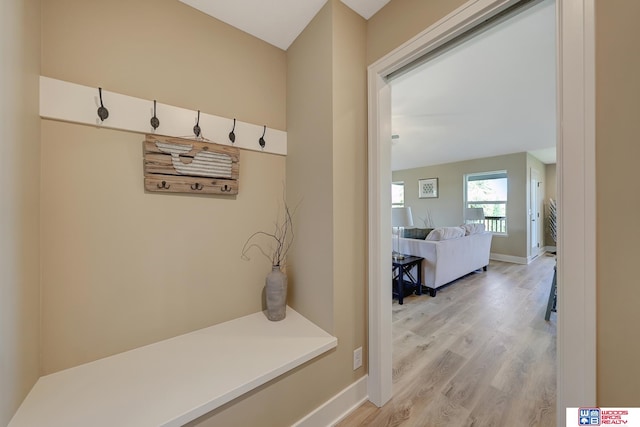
<box><xmin>265</xmin><ymin>265</ymin><xmax>287</xmax><ymax>321</ymax></box>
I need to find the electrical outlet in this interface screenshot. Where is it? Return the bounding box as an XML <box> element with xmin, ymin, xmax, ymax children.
<box><xmin>353</xmin><ymin>347</ymin><xmax>362</xmax><ymax>370</ymax></box>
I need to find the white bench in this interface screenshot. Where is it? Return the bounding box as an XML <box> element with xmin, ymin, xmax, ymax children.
<box><xmin>9</xmin><ymin>307</ymin><xmax>336</xmax><ymax>427</ymax></box>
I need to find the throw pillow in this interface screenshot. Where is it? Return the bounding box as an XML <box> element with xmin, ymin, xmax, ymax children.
<box><xmin>426</xmin><ymin>226</ymin><xmax>466</xmax><ymax>241</ymax></box>
<box><xmin>415</xmin><ymin>228</ymin><xmax>433</xmax><ymax>239</ymax></box>
<box><xmin>461</xmin><ymin>223</ymin><xmax>486</xmax><ymax>235</ymax></box>
<box><xmin>402</xmin><ymin>228</ymin><xmax>419</xmax><ymax>239</ymax></box>
<box><xmin>403</xmin><ymin>228</ymin><xmax>433</xmax><ymax>239</ymax></box>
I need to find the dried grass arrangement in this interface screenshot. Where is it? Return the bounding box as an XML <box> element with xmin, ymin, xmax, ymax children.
<box><xmin>241</xmin><ymin>194</ymin><xmax>297</xmax><ymax>268</ymax></box>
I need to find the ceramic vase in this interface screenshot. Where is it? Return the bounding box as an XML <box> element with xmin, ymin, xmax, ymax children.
<box><xmin>265</xmin><ymin>265</ymin><xmax>287</xmax><ymax>321</ymax></box>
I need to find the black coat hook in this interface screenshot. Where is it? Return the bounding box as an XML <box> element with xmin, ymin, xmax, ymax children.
<box><xmin>190</xmin><ymin>183</ymin><xmax>203</xmax><ymax>191</ymax></box>
<box><xmin>193</xmin><ymin>110</ymin><xmax>201</xmax><ymax>137</ymax></box>
<box><xmin>157</xmin><ymin>180</ymin><xmax>170</xmax><ymax>189</ymax></box>
<box><xmin>259</xmin><ymin>125</ymin><xmax>266</xmax><ymax>149</ymax></box>
<box><xmin>150</xmin><ymin>100</ymin><xmax>160</xmax><ymax>130</ymax></box>
<box><xmin>229</xmin><ymin>118</ymin><xmax>236</xmax><ymax>143</ymax></box>
<box><xmin>221</xmin><ymin>184</ymin><xmax>232</xmax><ymax>192</ymax></box>
<box><xmin>97</xmin><ymin>87</ymin><xmax>109</xmax><ymax>121</ymax></box>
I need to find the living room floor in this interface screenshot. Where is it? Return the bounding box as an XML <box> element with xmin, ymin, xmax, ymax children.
<box><xmin>338</xmin><ymin>254</ymin><xmax>557</xmax><ymax>427</ymax></box>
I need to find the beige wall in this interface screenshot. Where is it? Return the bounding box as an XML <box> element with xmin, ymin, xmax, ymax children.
<box><xmin>286</xmin><ymin>2</ymin><xmax>335</xmax><ymax>331</ymax></box>
<box><xmin>41</xmin><ymin>0</ymin><xmax>286</xmax><ymax>131</ymax></box>
<box><xmin>188</xmin><ymin>1</ymin><xmax>368</xmax><ymax>425</ymax></box>
<box><xmin>545</xmin><ymin>163</ymin><xmax>557</xmax><ymax>201</ymax></box>
<box><xmin>596</xmin><ymin>0</ymin><xmax>640</xmax><ymax>405</ymax></box>
<box><xmin>0</xmin><ymin>0</ymin><xmax>41</xmax><ymax>424</ymax></box>
<box><xmin>40</xmin><ymin>122</ymin><xmax>286</xmax><ymax>372</ymax></box>
<box><xmin>40</xmin><ymin>0</ymin><xmax>366</xmax><ymax>425</ymax></box>
<box><xmin>392</xmin><ymin>153</ymin><xmax>529</xmax><ymax>258</ymax></box>
<box><xmin>331</xmin><ymin>0</ymin><xmax>368</xmax><ymax>380</ymax></box>
<box><xmin>367</xmin><ymin>0</ymin><xmax>468</xmax><ymax>65</ymax></box>
<box><xmin>40</xmin><ymin>0</ymin><xmax>287</xmax><ymax>374</ymax></box>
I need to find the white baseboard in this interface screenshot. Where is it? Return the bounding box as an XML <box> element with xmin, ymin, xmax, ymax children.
<box><xmin>490</xmin><ymin>253</ymin><xmax>528</xmax><ymax>265</ymax></box>
<box><xmin>292</xmin><ymin>375</ymin><xmax>368</xmax><ymax>427</ymax></box>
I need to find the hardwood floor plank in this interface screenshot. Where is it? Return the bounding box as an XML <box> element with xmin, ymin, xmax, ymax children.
<box><xmin>337</xmin><ymin>402</ymin><xmax>380</xmax><ymax>426</ymax></box>
<box><xmin>398</xmin><ymin>350</ymin><xmax>467</xmax><ymax>405</ymax></box>
<box><xmin>441</xmin><ymin>330</ymin><xmax>514</xmax><ymax>411</ymax></box>
<box><xmin>337</xmin><ymin>256</ymin><xmax>556</xmax><ymax>427</ymax></box>
<box><xmin>445</xmin><ymin>316</ymin><xmax>497</xmax><ymax>359</ymax></box>
<box><xmin>411</xmin><ymin>392</ymin><xmax>471</xmax><ymax>427</ymax></box>
<box><xmin>466</xmin><ymin>385</ymin><xmax>513</xmax><ymax>427</ymax></box>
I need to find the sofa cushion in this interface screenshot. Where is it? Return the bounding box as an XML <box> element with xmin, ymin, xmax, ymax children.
<box><xmin>426</xmin><ymin>226</ymin><xmax>466</xmax><ymax>241</ymax></box>
<box><xmin>461</xmin><ymin>223</ymin><xmax>486</xmax><ymax>235</ymax></box>
<box><xmin>402</xmin><ymin>228</ymin><xmax>433</xmax><ymax>239</ymax></box>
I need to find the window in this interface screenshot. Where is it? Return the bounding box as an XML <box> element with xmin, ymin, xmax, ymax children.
<box><xmin>465</xmin><ymin>171</ymin><xmax>508</xmax><ymax>234</ymax></box>
<box><xmin>392</xmin><ymin>182</ymin><xmax>404</xmax><ymax>207</ymax></box>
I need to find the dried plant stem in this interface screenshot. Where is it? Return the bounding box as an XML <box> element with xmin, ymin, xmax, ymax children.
<box><xmin>241</xmin><ymin>191</ymin><xmax>297</xmax><ymax>267</ymax></box>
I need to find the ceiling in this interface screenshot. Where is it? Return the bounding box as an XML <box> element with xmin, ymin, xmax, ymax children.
<box><xmin>178</xmin><ymin>0</ymin><xmax>556</xmax><ymax>171</ymax></box>
<box><xmin>391</xmin><ymin>0</ymin><xmax>557</xmax><ymax>171</ymax></box>
<box><xmin>178</xmin><ymin>0</ymin><xmax>390</xmax><ymax>50</ymax></box>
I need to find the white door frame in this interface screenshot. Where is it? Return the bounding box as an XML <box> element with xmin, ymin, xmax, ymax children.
<box><xmin>367</xmin><ymin>1</ymin><xmax>595</xmax><ymax>425</ymax></box>
<box><xmin>530</xmin><ymin>167</ymin><xmax>541</xmax><ymax>256</ymax></box>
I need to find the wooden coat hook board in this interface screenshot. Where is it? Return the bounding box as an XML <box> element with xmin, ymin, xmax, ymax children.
<box><xmin>143</xmin><ymin>134</ymin><xmax>239</xmax><ymax>195</ymax></box>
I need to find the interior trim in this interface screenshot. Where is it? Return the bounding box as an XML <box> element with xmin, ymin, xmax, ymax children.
<box><xmin>291</xmin><ymin>376</ymin><xmax>368</xmax><ymax>427</ymax></box>
<box><xmin>556</xmin><ymin>0</ymin><xmax>597</xmax><ymax>418</ymax></box>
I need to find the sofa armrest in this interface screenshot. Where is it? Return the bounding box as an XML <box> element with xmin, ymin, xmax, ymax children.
<box><xmin>398</xmin><ymin>237</ymin><xmax>437</xmax><ymax>287</ymax></box>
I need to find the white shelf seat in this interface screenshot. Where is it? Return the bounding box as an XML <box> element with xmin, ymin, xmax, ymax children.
<box><xmin>9</xmin><ymin>307</ymin><xmax>336</xmax><ymax>427</ymax></box>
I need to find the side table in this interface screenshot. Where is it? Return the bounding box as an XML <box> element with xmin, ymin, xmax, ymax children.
<box><xmin>392</xmin><ymin>255</ymin><xmax>424</xmax><ymax>305</ymax></box>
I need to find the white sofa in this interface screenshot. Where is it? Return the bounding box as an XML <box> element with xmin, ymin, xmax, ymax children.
<box><xmin>398</xmin><ymin>227</ymin><xmax>492</xmax><ymax>296</ymax></box>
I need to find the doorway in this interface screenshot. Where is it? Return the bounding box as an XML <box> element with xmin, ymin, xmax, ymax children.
<box><xmin>531</xmin><ymin>168</ymin><xmax>542</xmax><ymax>258</ymax></box>
<box><xmin>366</xmin><ymin>1</ymin><xmax>596</xmax><ymax>425</ymax></box>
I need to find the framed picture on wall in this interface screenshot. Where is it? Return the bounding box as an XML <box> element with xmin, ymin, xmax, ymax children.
<box><xmin>418</xmin><ymin>178</ymin><xmax>438</xmax><ymax>199</ymax></box>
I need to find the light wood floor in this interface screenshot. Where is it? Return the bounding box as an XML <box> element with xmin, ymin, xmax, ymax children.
<box><xmin>338</xmin><ymin>254</ymin><xmax>557</xmax><ymax>427</ymax></box>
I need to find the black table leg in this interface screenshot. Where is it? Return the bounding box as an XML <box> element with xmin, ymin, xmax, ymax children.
<box><xmin>545</xmin><ymin>265</ymin><xmax>557</xmax><ymax>321</ymax></box>
<box><xmin>392</xmin><ymin>256</ymin><xmax>424</xmax><ymax>305</ymax></box>
<box><xmin>398</xmin><ymin>267</ymin><xmax>404</xmax><ymax>305</ymax></box>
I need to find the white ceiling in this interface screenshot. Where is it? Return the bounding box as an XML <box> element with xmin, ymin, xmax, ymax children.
<box><xmin>340</xmin><ymin>0</ymin><xmax>391</xmax><ymax>19</ymax></box>
<box><xmin>178</xmin><ymin>0</ymin><xmax>390</xmax><ymax>50</ymax></box>
<box><xmin>391</xmin><ymin>0</ymin><xmax>557</xmax><ymax>171</ymax></box>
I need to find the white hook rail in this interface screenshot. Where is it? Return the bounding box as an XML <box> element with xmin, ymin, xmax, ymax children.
<box><xmin>39</xmin><ymin>76</ymin><xmax>287</xmax><ymax>156</ymax></box>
